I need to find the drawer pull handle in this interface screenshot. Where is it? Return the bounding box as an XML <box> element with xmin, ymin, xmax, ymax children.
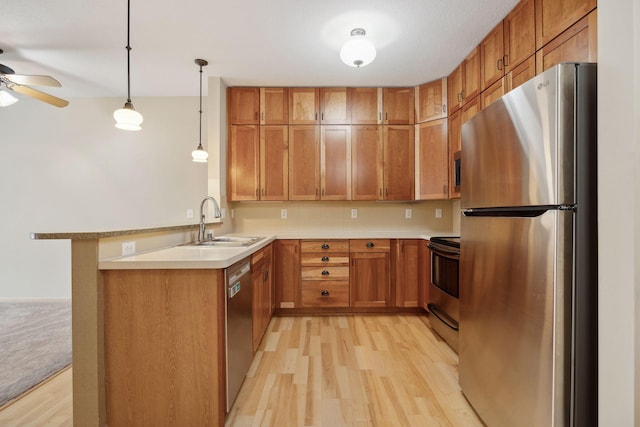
<box><xmin>321</xmin><ymin>244</ymin><xmax>330</xmax><ymax>249</ymax></box>
<box><xmin>366</xmin><ymin>242</ymin><xmax>375</xmax><ymax>248</ymax></box>
<box><xmin>321</xmin><ymin>256</ymin><xmax>329</xmax><ymax>262</ymax></box>
<box><xmin>321</xmin><ymin>290</ymin><xmax>330</xmax><ymax>296</ymax></box>
<box><xmin>321</xmin><ymin>270</ymin><xmax>330</xmax><ymax>276</ymax></box>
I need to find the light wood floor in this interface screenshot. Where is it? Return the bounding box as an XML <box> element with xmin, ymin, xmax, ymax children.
<box><xmin>226</xmin><ymin>315</ymin><xmax>482</xmax><ymax>427</ymax></box>
<box><xmin>0</xmin><ymin>315</ymin><xmax>481</xmax><ymax>427</ymax></box>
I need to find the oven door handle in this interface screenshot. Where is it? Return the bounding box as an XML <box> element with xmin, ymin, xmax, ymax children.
<box><xmin>427</xmin><ymin>303</ymin><xmax>459</xmax><ymax>331</ymax></box>
<box><xmin>427</xmin><ymin>243</ymin><xmax>460</xmax><ymax>256</ymax></box>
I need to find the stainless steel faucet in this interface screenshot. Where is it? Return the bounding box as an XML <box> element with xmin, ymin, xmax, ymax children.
<box><xmin>199</xmin><ymin>196</ymin><xmax>222</xmax><ymax>242</ymax></box>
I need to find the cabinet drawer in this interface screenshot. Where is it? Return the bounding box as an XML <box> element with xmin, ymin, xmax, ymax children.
<box><xmin>301</xmin><ymin>266</ymin><xmax>349</xmax><ymax>280</ymax></box>
<box><xmin>300</xmin><ymin>253</ymin><xmax>349</xmax><ymax>266</ymax></box>
<box><xmin>301</xmin><ymin>281</ymin><xmax>349</xmax><ymax>307</ymax></box>
<box><xmin>349</xmin><ymin>239</ymin><xmax>390</xmax><ymax>252</ymax></box>
<box><xmin>251</xmin><ymin>247</ymin><xmax>264</xmax><ymax>266</ymax></box>
<box><xmin>301</xmin><ymin>240</ymin><xmax>349</xmax><ymax>253</ymax></box>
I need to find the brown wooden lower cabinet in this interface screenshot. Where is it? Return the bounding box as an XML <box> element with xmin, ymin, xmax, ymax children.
<box><xmin>393</xmin><ymin>239</ymin><xmax>420</xmax><ymax>308</ymax></box>
<box><xmin>252</xmin><ymin>244</ymin><xmax>273</xmax><ymax>352</ymax></box>
<box><xmin>274</xmin><ymin>239</ymin><xmax>300</xmax><ymax>309</ymax></box>
<box><xmin>418</xmin><ymin>240</ymin><xmax>431</xmax><ymax>311</ymax></box>
<box><xmin>349</xmin><ymin>239</ymin><xmax>391</xmax><ymax>308</ymax></box>
<box><xmin>103</xmin><ymin>269</ymin><xmax>226</xmax><ymax>427</ymax></box>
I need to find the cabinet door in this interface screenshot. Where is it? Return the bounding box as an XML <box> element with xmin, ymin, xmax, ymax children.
<box><xmin>321</xmin><ymin>125</ymin><xmax>351</xmax><ymax>200</ymax></box>
<box><xmin>418</xmin><ymin>240</ymin><xmax>431</xmax><ymax>311</ymax></box>
<box><xmin>507</xmin><ymin>55</ymin><xmax>536</xmax><ymax>91</ymax></box>
<box><xmin>252</xmin><ymin>261</ymin><xmax>264</xmax><ymax>352</ymax></box>
<box><xmin>447</xmin><ymin>65</ymin><xmax>463</xmax><ymax>114</ymax></box>
<box><xmin>288</xmin><ymin>126</ymin><xmax>319</xmax><ymax>200</ymax></box>
<box><xmin>481</xmin><ymin>77</ymin><xmax>506</xmax><ymax>109</ymax></box>
<box><xmin>289</xmin><ymin>88</ymin><xmax>319</xmax><ymax>124</ymax></box>
<box><xmin>461</xmin><ymin>96</ymin><xmax>481</xmax><ymax>125</ymax></box>
<box><xmin>350</xmin><ymin>252</ymin><xmax>390</xmax><ymax>308</ymax></box>
<box><xmin>260</xmin><ymin>125</ymin><xmax>288</xmax><ymax>201</ymax></box>
<box><xmin>535</xmin><ymin>0</ymin><xmax>597</xmax><ymax>49</ymax></box>
<box><xmin>394</xmin><ymin>240</ymin><xmax>420</xmax><ymax>308</ymax></box>
<box><xmin>320</xmin><ymin>88</ymin><xmax>351</xmax><ymax>124</ymax></box>
<box><xmin>383</xmin><ymin>125</ymin><xmax>415</xmax><ymax>201</ymax></box>
<box><xmin>350</xmin><ymin>87</ymin><xmax>382</xmax><ymax>124</ymax></box>
<box><xmin>462</xmin><ymin>47</ymin><xmax>481</xmax><ymax>105</ymax></box>
<box><xmin>504</xmin><ymin>0</ymin><xmax>535</xmax><ymax>71</ymax></box>
<box><xmin>448</xmin><ymin>110</ymin><xmax>461</xmax><ymax>199</ymax></box>
<box><xmin>416</xmin><ymin>119</ymin><xmax>449</xmax><ymax>200</ymax></box>
<box><xmin>415</xmin><ymin>78</ymin><xmax>447</xmax><ymax>122</ymax></box>
<box><xmin>351</xmin><ymin>125</ymin><xmax>383</xmax><ymax>200</ymax></box>
<box><xmin>535</xmin><ymin>10</ymin><xmax>597</xmax><ymax>74</ymax></box>
<box><xmin>260</xmin><ymin>88</ymin><xmax>288</xmax><ymax>125</ymax></box>
<box><xmin>275</xmin><ymin>240</ymin><xmax>300</xmax><ymax>309</ymax></box>
<box><xmin>229</xmin><ymin>125</ymin><xmax>259</xmax><ymax>201</ymax></box>
<box><xmin>480</xmin><ymin>21</ymin><xmax>505</xmax><ymax>91</ymax></box>
<box><xmin>383</xmin><ymin>87</ymin><xmax>415</xmax><ymax>124</ymax></box>
<box><xmin>229</xmin><ymin>87</ymin><xmax>259</xmax><ymax>124</ymax></box>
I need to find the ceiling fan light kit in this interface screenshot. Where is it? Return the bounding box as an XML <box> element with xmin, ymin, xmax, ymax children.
<box><xmin>192</xmin><ymin>58</ymin><xmax>209</xmax><ymax>163</ymax></box>
<box><xmin>114</xmin><ymin>0</ymin><xmax>143</xmax><ymax>131</ymax></box>
<box><xmin>340</xmin><ymin>28</ymin><xmax>376</xmax><ymax>68</ymax></box>
<box><xmin>0</xmin><ymin>89</ymin><xmax>18</xmax><ymax>107</ymax></box>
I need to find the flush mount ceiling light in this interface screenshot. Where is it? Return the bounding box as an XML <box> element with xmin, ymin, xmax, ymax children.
<box><xmin>340</xmin><ymin>28</ymin><xmax>376</xmax><ymax>68</ymax></box>
<box><xmin>0</xmin><ymin>89</ymin><xmax>18</xmax><ymax>107</ymax></box>
<box><xmin>192</xmin><ymin>58</ymin><xmax>209</xmax><ymax>163</ymax></box>
<box><xmin>113</xmin><ymin>0</ymin><xmax>143</xmax><ymax>131</ymax></box>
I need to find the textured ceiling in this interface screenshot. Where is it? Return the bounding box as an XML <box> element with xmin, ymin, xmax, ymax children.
<box><xmin>0</xmin><ymin>0</ymin><xmax>519</xmax><ymax>100</ymax></box>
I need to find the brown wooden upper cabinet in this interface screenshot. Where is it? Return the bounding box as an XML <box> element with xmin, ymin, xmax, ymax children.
<box><xmin>416</xmin><ymin>119</ymin><xmax>449</xmax><ymax>200</ymax></box>
<box><xmin>462</xmin><ymin>47</ymin><xmax>481</xmax><ymax>105</ymax></box>
<box><xmin>289</xmin><ymin>88</ymin><xmax>319</xmax><ymax>124</ymax></box>
<box><xmin>320</xmin><ymin>88</ymin><xmax>351</xmax><ymax>124</ymax></box>
<box><xmin>383</xmin><ymin>125</ymin><xmax>415</xmax><ymax>201</ymax></box>
<box><xmin>480</xmin><ymin>0</ymin><xmax>535</xmax><ymax>91</ymax></box>
<box><xmin>415</xmin><ymin>78</ymin><xmax>447</xmax><ymax>123</ymax></box>
<box><xmin>228</xmin><ymin>125</ymin><xmax>259</xmax><ymax>201</ymax></box>
<box><xmin>535</xmin><ymin>0</ymin><xmax>597</xmax><ymax>49</ymax></box>
<box><xmin>351</xmin><ymin>125</ymin><xmax>383</xmax><ymax>200</ymax></box>
<box><xmin>481</xmin><ymin>78</ymin><xmax>506</xmax><ymax>110</ymax></box>
<box><xmin>288</xmin><ymin>125</ymin><xmax>320</xmax><ymax>200</ymax></box>
<box><xmin>260</xmin><ymin>125</ymin><xmax>288</xmax><ymax>201</ymax></box>
<box><xmin>383</xmin><ymin>87</ymin><xmax>415</xmax><ymax>125</ymax></box>
<box><xmin>447</xmin><ymin>65</ymin><xmax>463</xmax><ymax>114</ymax></box>
<box><xmin>536</xmin><ymin>9</ymin><xmax>597</xmax><ymax>74</ymax></box>
<box><xmin>507</xmin><ymin>55</ymin><xmax>536</xmax><ymax>91</ymax></box>
<box><xmin>448</xmin><ymin>110</ymin><xmax>461</xmax><ymax>200</ymax></box>
<box><xmin>229</xmin><ymin>87</ymin><xmax>260</xmax><ymax>124</ymax></box>
<box><xmin>320</xmin><ymin>125</ymin><xmax>351</xmax><ymax>200</ymax></box>
<box><xmin>260</xmin><ymin>88</ymin><xmax>288</xmax><ymax>125</ymax></box>
<box><xmin>350</xmin><ymin>88</ymin><xmax>382</xmax><ymax>125</ymax></box>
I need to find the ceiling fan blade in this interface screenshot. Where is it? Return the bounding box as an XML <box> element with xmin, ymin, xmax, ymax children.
<box><xmin>3</xmin><ymin>73</ymin><xmax>62</xmax><ymax>87</ymax></box>
<box><xmin>8</xmin><ymin>83</ymin><xmax>69</xmax><ymax>108</ymax></box>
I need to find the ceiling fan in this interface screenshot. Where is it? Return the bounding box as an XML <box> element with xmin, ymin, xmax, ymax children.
<box><xmin>0</xmin><ymin>49</ymin><xmax>69</xmax><ymax>108</ymax></box>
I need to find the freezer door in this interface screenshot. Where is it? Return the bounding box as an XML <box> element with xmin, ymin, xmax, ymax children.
<box><xmin>459</xmin><ymin>209</ymin><xmax>573</xmax><ymax>427</ymax></box>
<box><xmin>460</xmin><ymin>64</ymin><xmax>590</xmax><ymax>209</ymax></box>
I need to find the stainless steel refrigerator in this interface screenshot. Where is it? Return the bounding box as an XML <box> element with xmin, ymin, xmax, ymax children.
<box><xmin>459</xmin><ymin>63</ymin><xmax>597</xmax><ymax>427</ymax></box>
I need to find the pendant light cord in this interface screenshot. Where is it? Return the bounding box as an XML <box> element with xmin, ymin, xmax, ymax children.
<box><xmin>198</xmin><ymin>63</ymin><xmax>203</xmax><ymax>146</ymax></box>
<box><xmin>125</xmin><ymin>0</ymin><xmax>132</xmax><ymax>103</ymax></box>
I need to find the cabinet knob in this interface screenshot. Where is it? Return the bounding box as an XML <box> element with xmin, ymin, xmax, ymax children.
<box><xmin>321</xmin><ymin>256</ymin><xmax>329</xmax><ymax>262</ymax></box>
<box><xmin>321</xmin><ymin>243</ymin><xmax>330</xmax><ymax>250</ymax></box>
<box><xmin>366</xmin><ymin>242</ymin><xmax>374</xmax><ymax>248</ymax></box>
<box><xmin>321</xmin><ymin>290</ymin><xmax>330</xmax><ymax>296</ymax></box>
<box><xmin>321</xmin><ymin>270</ymin><xmax>330</xmax><ymax>276</ymax></box>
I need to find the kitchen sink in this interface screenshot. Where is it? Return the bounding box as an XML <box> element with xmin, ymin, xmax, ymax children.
<box><xmin>184</xmin><ymin>236</ymin><xmax>265</xmax><ymax>247</ymax></box>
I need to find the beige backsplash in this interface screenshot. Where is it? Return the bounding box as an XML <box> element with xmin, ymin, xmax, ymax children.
<box><xmin>229</xmin><ymin>200</ymin><xmax>459</xmax><ymax>236</ymax></box>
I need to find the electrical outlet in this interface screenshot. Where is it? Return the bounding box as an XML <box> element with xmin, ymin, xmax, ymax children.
<box><xmin>231</xmin><ymin>208</ymin><xmax>235</xmax><ymax>219</ymax></box>
<box><xmin>186</xmin><ymin>208</ymin><xmax>194</xmax><ymax>219</ymax></box>
<box><xmin>220</xmin><ymin>208</ymin><xmax>226</xmax><ymax>219</ymax></box>
<box><xmin>281</xmin><ymin>208</ymin><xmax>287</xmax><ymax>219</ymax></box>
<box><xmin>405</xmin><ymin>208</ymin><xmax>412</xmax><ymax>219</ymax></box>
<box><xmin>122</xmin><ymin>241</ymin><xmax>136</xmax><ymax>256</ymax></box>
<box><xmin>351</xmin><ymin>208</ymin><xmax>358</xmax><ymax>219</ymax></box>
<box><xmin>435</xmin><ymin>208</ymin><xmax>442</xmax><ymax>219</ymax></box>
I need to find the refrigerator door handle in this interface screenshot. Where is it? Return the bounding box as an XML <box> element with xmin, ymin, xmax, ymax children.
<box><xmin>462</xmin><ymin>207</ymin><xmax>551</xmax><ymax>218</ymax></box>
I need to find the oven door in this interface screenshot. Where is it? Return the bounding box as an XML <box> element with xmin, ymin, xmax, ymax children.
<box><xmin>427</xmin><ymin>242</ymin><xmax>460</xmax><ymax>352</ymax></box>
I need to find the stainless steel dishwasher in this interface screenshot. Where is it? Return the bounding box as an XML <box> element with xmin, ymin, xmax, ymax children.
<box><xmin>225</xmin><ymin>257</ymin><xmax>253</xmax><ymax>412</ymax></box>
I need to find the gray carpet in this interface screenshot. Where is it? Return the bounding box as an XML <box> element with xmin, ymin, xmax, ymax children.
<box><xmin>0</xmin><ymin>299</ymin><xmax>72</xmax><ymax>407</ymax></box>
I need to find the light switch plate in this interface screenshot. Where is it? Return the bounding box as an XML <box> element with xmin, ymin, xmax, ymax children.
<box><xmin>122</xmin><ymin>241</ymin><xmax>136</xmax><ymax>256</ymax></box>
<box><xmin>405</xmin><ymin>208</ymin><xmax>412</xmax><ymax>219</ymax></box>
<box><xmin>281</xmin><ymin>209</ymin><xmax>287</xmax><ymax>219</ymax></box>
<box><xmin>351</xmin><ymin>208</ymin><xmax>358</xmax><ymax>219</ymax></box>
<box><xmin>186</xmin><ymin>208</ymin><xmax>194</xmax><ymax>219</ymax></box>
<box><xmin>435</xmin><ymin>208</ymin><xmax>442</xmax><ymax>219</ymax></box>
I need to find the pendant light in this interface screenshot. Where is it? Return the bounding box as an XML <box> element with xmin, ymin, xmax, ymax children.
<box><xmin>0</xmin><ymin>89</ymin><xmax>18</xmax><ymax>107</ymax></box>
<box><xmin>113</xmin><ymin>0</ymin><xmax>143</xmax><ymax>131</ymax></box>
<box><xmin>191</xmin><ymin>58</ymin><xmax>208</xmax><ymax>163</ymax></box>
<box><xmin>340</xmin><ymin>28</ymin><xmax>376</xmax><ymax>68</ymax></box>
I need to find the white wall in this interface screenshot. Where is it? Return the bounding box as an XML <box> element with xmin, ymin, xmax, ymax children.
<box><xmin>0</xmin><ymin>96</ymin><xmax>209</xmax><ymax>298</ymax></box>
<box><xmin>598</xmin><ymin>0</ymin><xmax>639</xmax><ymax>424</ymax></box>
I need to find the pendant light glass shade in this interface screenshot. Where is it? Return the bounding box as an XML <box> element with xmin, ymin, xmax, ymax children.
<box><xmin>114</xmin><ymin>101</ymin><xmax>143</xmax><ymax>130</ymax></box>
<box><xmin>0</xmin><ymin>89</ymin><xmax>18</xmax><ymax>107</ymax></box>
<box><xmin>192</xmin><ymin>58</ymin><xmax>209</xmax><ymax>163</ymax></box>
<box><xmin>114</xmin><ymin>0</ymin><xmax>142</xmax><ymax>131</ymax></box>
<box><xmin>340</xmin><ymin>28</ymin><xmax>376</xmax><ymax>68</ymax></box>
